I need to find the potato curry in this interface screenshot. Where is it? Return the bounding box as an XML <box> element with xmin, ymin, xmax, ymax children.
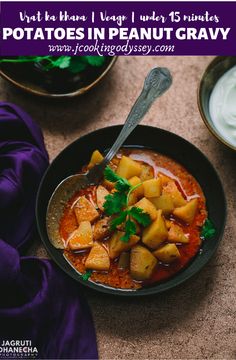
<box><xmin>60</xmin><ymin>148</ymin><xmax>208</xmax><ymax>290</ymax></box>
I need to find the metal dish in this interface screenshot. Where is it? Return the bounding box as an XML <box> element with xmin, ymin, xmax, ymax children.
<box><xmin>0</xmin><ymin>56</ymin><xmax>117</xmax><ymax>98</ymax></box>
<box><xmin>198</xmin><ymin>56</ymin><xmax>236</xmax><ymax>151</ymax></box>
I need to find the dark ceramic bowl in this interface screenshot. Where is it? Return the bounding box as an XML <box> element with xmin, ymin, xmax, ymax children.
<box><xmin>0</xmin><ymin>56</ymin><xmax>117</xmax><ymax>98</ymax></box>
<box><xmin>198</xmin><ymin>56</ymin><xmax>236</xmax><ymax>151</ymax></box>
<box><xmin>36</xmin><ymin>125</ymin><xmax>226</xmax><ymax>296</ymax></box>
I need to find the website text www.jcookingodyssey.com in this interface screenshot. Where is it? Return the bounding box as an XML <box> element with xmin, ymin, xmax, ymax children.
<box><xmin>48</xmin><ymin>40</ymin><xmax>175</xmax><ymax>55</ymax></box>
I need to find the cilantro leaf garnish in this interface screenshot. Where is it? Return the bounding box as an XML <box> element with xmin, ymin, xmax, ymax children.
<box><xmin>103</xmin><ymin>191</ymin><xmax>127</xmax><ymax>215</ymax></box>
<box><xmin>104</xmin><ymin>166</ymin><xmax>130</xmax><ymax>187</ymax></box>
<box><xmin>68</xmin><ymin>57</ymin><xmax>87</xmax><ymax>73</ymax></box>
<box><xmin>103</xmin><ymin>166</ymin><xmax>151</xmax><ymax>242</ymax></box>
<box><xmin>201</xmin><ymin>219</ymin><xmax>216</xmax><ymax>239</ymax></box>
<box><xmin>81</xmin><ymin>270</ymin><xmax>92</xmax><ymax>281</ymax></box>
<box><xmin>104</xmin><ymin>166</ymin><xmax>130</xmax><ymax>192</ymax></box>
<box><xmin>85</xmin><ymin>56</ymin><xmax>106</xmax><ymax>67</ymax></box>
<box><xmin>129</xmin><ymin>207</ymin><xmax>151</xmax><ymax>227</ymax></box>
<box><xmin>115</xmin><ymin>179</ymin><xmax>131</xmax><ymax>192</ymax></box>
<box><xmin>121</xmin><ymin>219</ymin><xmax>137</xmax><ymax>242</ymax></box>
<box><xmin>104</xmin><ymin>166</ymin><xmax>120</xmax><ymax>182</ymax></box>
<box><xmin>110</xmin><ymin>210</ymin><xmax>128</xmax><ymax>230</ymax></box>
<box><xmin>51</xmin><ymin>56</ymin><xmax>71</xmax><ymax>69</ymax></box>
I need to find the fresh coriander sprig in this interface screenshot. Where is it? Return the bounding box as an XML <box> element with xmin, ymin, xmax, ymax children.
<box><xmin>104</xmin><ymin>166</ymin><xmax>130</xmax><ymax>192</ymax></box>
<box><xmin>103</xmin><ymin>166</ymin><xmax>130</xmax><ymax>216</ymax></box>
<box><xmin>129</xmin><ymin>207</ymin><xmax>151</xmax><ymax>226</ymax></box>
<box><xmin>103</xmin><ymin>166</ymin><xmax>151</xmax><ymax>242</ymax></box>
<box><xmin>0</xmin><ymin>56</ymin><xmax>106</xmax><ymax>73</ymax></box>
<box><xmin>201</xmin><ymin>219</ymin><xmax>216</xmax><ymax>239</ymax></box>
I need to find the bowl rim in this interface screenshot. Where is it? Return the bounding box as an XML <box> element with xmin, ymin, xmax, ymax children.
<box><xmin>197</xmin><ymin>56</ymin><xmax>236</xmax><ymax>152</ymax></box>
<box><xmin>36</xmin><ymin>125</ymin><xmax>227</xmax><ymax>296</ymax></box>
<box><xmin>0</xmin><ymin>56</ymin><xmax>117</xmax><ymax>99</ymax></box>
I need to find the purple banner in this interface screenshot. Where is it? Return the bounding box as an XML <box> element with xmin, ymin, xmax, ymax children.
<box><xmin>1</xmin><ymin>1</ymin><xmax>236</xmax><ymax>56</ymax></box>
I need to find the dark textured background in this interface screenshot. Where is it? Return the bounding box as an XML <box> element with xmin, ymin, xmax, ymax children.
<box><xmin>1</xmin><ymin>56</ymin><xmax>235</xmax><ymax>359</ymax></box>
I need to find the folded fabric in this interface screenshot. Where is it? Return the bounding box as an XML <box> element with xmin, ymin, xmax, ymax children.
<box><xmin>0</xmin><ymin>103</ymin><xmax>98</xmax><ymax>359</ymax></box>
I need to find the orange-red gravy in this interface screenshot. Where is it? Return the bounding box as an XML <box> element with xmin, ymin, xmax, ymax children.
<box><xmin>60</xmin><ymin>149</ymin><xmax>207</xmax><ymax>290</ymax></box>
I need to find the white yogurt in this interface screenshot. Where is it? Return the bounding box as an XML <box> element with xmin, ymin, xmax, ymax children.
<box><xmin>209</xmin><ymin>65</ymin><xmax>236</xmax><ymax>147</ymax></box>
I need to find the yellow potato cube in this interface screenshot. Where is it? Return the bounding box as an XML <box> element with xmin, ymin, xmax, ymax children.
<box><xmin>143</xmin><ymin>178</ymin><xmax>161</xmax><ymax>198</ymax></box>
<box><xmin>142</xmin><ymin>210</ymin><xmax>168</xmax><ymax>249</ymax></box>
<box><xmin>134</xmin><ymin>197</ymin><xmax>157</xmax><ymax>221</ymax></box>
<box><xmin>140</xmin><ymin>163</ymin><xmax>154</xmax><ymax>181</ymax></box>
<box><xmin>173</xmin><ymin>198</ymin><xmax>198</xmax><ymax>224</ymax></box>
<box><xmin>168</xmin><ymin>223</ymin><xmax>189</xmax><ymax>244</ymax></box>
<box><xmin>118</xmin><ymin>252</ymin><xmax>130</xmax><ymax>270</ymax></box>
<box><xmin>74</xmin><ymin>196</ymin><xmax>99</xmax><ymax>224</ymax></box>
<box><xmin>165</xmin><ymin>219</ymin><xmax>172</xmax><ymax>230</ymax></box>
<box><xmin>159</xmin><ymin>173</ymin><xmax>173</xmax><ymax>186</ymax></box>
<box><xmin>109</xmin><ymin>231</ymin><xmax>140</xmax><ymax>259</ymax></box>
<box><xmin>127</xmin><ymin>192</ymin><xmax>138</xmax><ymax>206</ymax></box>
<box><xmin>127</xmin><ymin>176</ymin><xmax>144</xmax><ymax>206</ymax></box>
<box><xmin>93</xmin><ymin>217</ymin><xmax>111</xmax><ymax>241</ymax></box>
<box><xmin>162</xmin><ymin>180</ymin><xmax>187</xmax><ymax>207</ymax></box>
<box><xmin>85</xmin><ymin>242</ymin><xmax>110</xmax><ymax>271</ymax></box>
<box><xmin>128</xmin><ymin>176</ymin><xmax>144</xmax><ymax>198</ymax></box>
<box><xmin>88</xmin><ymin>150</ymin><xmax>104</xmax><ymax>169</ymax></box>
<box><xmin>130</xmin><ymin>245</ymin><xmax>157</xmax><ymax>280</ymax></box>
<box><xmin>68</xmin><ymin>221</ymin><xmax>93</xmax><ymax>250</ymax></box>
<box><xmin>96</xmin><ymin>185</ymin><xmax>109</xmax><ymax>211</ymax></box>
<box><xmin>149</xmin><ymin>194</ymin><xmax>175</xmax><ymax>215</ymax></box>
<box><xmin>153</xmin><ymin>243</ymin><xmax>180</xmax><ymax>263</ymax></box>
<box><xmin>102</xmin><ymin>163</ymin><xmax>117</xmax><ymax>190</ymax></box>
<box><xmin>116</xmin><ymin>156</ymin><xmax>142</xmax><ymax>179</ymax></box>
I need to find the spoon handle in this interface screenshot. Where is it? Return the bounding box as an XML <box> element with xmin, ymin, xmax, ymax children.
<box><xmin>87</xmin><ymin>67</ymin><xmax>172</xmax><ymax>183</ymax></box>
